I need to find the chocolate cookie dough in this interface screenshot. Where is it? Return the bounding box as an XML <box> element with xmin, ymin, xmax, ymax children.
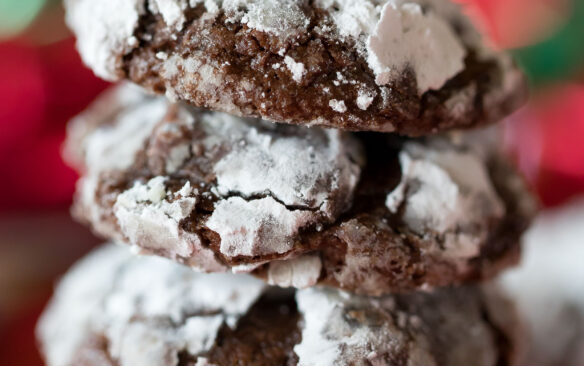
<box><xmin>37</xmin><ymin>244</ymin><xmax>522</xmax><ymax>366</ymax></box>
<box><xmin>66</xmin><ymin>85</ymin><xmax>535</xmax><ymax>295</ymax></box>
<box><xmin>64</xmin><ymin>0</ymin><xmax>527</xmax><ymax>135</ymax></box>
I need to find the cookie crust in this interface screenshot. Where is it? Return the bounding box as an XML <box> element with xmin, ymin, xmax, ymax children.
<box><xmin>65</xmin><ymin>0</ymin><xmax>527</xmax><ymax>135</ymax></box>
<box><xmin>37</xmin><ymin>244</ymin><xmax>522</xmax><ymax>366</ymax></box>
<box><xmin>67</xmin><ymin>86</ymin><xmax>535</xmax><ymax>295</ymax></box>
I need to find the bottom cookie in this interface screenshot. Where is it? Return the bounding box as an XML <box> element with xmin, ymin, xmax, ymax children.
<box><xmin>38</xmin><ymin>244</ymin><xmax>521</xmax><ymax>366</ymax></box>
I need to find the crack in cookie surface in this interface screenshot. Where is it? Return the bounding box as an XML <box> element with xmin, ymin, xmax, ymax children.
<box><xmin>67</xmin><ymin>85</ymin><xmax>535</xmax><ymax>294</ymax></box>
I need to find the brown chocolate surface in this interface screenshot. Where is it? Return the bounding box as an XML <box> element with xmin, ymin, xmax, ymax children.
<box><xmin>37</xmin><ymin>244</ymin><xmax>520</xmax><ymax>366</ymax></box>
<box><xmin>67</xmin><ymin>0</ymin><xmax>527</xmax><ymax>135</ymax></box>
<box><xmin>64</xmin><ymin>294</ymin><xmax>301</xmax><ymax>366</ymax></box>
<box><xmin>48</xmin><ymin>281</ymin><xmax>519</xmax><ymax>366</ymax></box>
<box><xmin>67</xmin><ymin>292</ymin><xmax>518</xmax><ymax>366</ymax></box>
<box><xmin>184</xmin><ymin>294</ymin><xmax>300</xmax><ymax>366</ymax></box>
<box><xmin>257</xmin><ymin>134</ymin><xmax>530</xmax><ymax>294</ymax></box>
<box><xmin>68</xmin><ymin>86</ymin><xmax>536</xmax><ymax>295</ymax></box>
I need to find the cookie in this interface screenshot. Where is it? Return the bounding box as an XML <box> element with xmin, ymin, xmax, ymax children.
<box><xmin>37</xmin><ymin>243</ymin><xmax>522</xmax><ymax>366</ymax></box>
<box><xmin>64</xmin><ymin>0</ymin><xmax>526</xmax><ymax>135</ymax></box>
<box><xmin>66</xmin><ymin>85</ymin><xmax>535</xmax><ymax>295</ymax></box>
<box><xmin>500</xmin><ymin>200</ymin><xmax>584</xmax><ymax>366</ymax></box>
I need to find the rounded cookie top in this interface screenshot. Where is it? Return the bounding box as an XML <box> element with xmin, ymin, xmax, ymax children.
<box><xmin>67</xmin><ymin>84</ymin><xmax>363</xmax><ymax>275</ymax></box>
<box><xmin>67</xmin><ymin>85</ymin><xmax>535</xmax><ymax>295</ymax></box>
<box><xmin>37</xmin><ymin>243</ymin><xmax>521</xmax><ymax>366</ymax></box>
<box><xmin>64</xmin><ymin>0</ymin><xmax>526</xmax><ymax>135</ymax></box>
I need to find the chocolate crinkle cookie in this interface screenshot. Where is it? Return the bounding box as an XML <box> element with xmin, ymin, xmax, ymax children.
<box><xmin>37</xmin><ymin>244</ymin><xmax>523</xmax><ymax>366</ymax></box>
<box><xmin>65</xmin><ymin>85</ymin><xmax>535</xmax><ymax>295</ymax></box>
<box><xmin>64</xmin><ymin>0</ymin><xmax>527</xmax><ymax>135</ymax></box>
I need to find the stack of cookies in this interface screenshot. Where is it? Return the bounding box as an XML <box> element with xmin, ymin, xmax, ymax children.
<box><xmin>37</xmin><ymin>0</ymin><xmax>537</xmax><ymax>365</ymax></box>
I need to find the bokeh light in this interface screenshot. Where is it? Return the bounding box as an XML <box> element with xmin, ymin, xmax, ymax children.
<box><xmin>0</xmin><ymin>0</ymin><xmax>47</xmax><ymax>38</ymax></box>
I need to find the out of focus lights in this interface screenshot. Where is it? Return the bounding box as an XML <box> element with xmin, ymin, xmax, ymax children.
<box><xmin>0</xmin><ymin>0</ymin><xmax>47</xmax><ymax>38</ymax></box>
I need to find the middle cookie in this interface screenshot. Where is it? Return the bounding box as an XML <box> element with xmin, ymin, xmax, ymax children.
<box><xmin>67</xmin><ymin>85</ymin><xmax>535</xmax><ymax>295</ymax></box>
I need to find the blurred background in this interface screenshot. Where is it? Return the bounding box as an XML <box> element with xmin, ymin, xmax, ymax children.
<box><xmin>0</xmin><ymin>0</ymin><xmax>582</xmax><ymax>365</ymax></box>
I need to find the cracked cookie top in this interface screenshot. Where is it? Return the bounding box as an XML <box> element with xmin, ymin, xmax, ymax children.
<box><xmin>66</xmin><ymin>85</ymin><xmax>535</xmax><ymax>294</ymax></box>
<box><xmin>64</xmin><ymin>0</ymin><xmax>527</xmax><ymax>135</ymax></box>
<box><xmin>37</xmin><ymin>243</ymin><xmax>522</xmax><ymax>366</ymax></box>
<box><xmin>67</xmin><ymin>84</ymin><xmax>363</xmax><ymax>272</ymax></box>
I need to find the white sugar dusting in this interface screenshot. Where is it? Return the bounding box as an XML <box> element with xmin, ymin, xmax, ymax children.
<box><xmin>66</xmin><ymin>85</ymin><xmax>173</xmax><ymax>244</ymax></box>
<box><xmin>196</xmin><ymin>111</ymin><xmax>362</xmax><ymax>260</ymax></box>
<box><xmin>329</xmin><ymin>99</ymin><xmax>347</xmax><ymax>113</ymax></box>
<box><xmin>37</xmin><ymin>244</ymin><xmax>266</xmax><ymax>366</ymax></box>
<box><xmin>368</xmin><ymin>1</ymin><xmax>465</xmax><ymax>93</ymax></box>
<box><xmin>211</xmin><ymin>117</ymin><xmax>360</xmax><ymax>212</ymax></box>
<box><xmin>294</xmin><ymin>288</ymin><xmax>409</xmax><ymax>365</ymax></box>
<box><xmin>241</xmin><ymin>0</ymin><xmax>309</xmax><ymax>38</ymax></box>
<box><xmin>284</xmin><ymin>56</ymin><xmax>306</xmax><ymax>83</ymax></box>
<box><xmin>294</xmin><ymin>289</ymin><xmax>342</xmax><ymax>365</ymax></box>
<box><xmin>149</xmin><ymin>0</ymin><xmax>189</xmax><ymax>30</ymax></box>
<box><xmin>72</xmin><ymin>85</ymin><xmax>364</xmax><ymax>270</ymax></box>
<box><xmin>295</xmin><ymin>286</ymin><xmax>504</xmax><ymax>366</ymax></box>
<box><xmin>64</xmin><ymin>0</ymin><xmax>145</xmax><ymax>80</ymax></box>
<box><xmin>113</xmin><ymin>177</ymin><xmax>226</xmax><ymax>271</ymax></box>
<box><xmin>207</xmin><ymin>196</ymin><xmax>315</xmax><ymax>258</ymax></box>
<box><xmin>356</xmin><ymin>90</ymin><xmax>375</xmax><ymax>110</ymax></box>
<box><xmin>316</xmin><ymin>0</ymin><xmax>380</xmax><ymax>38</ymax></box>
<box><xmin>314</xmin><ymin>0</ymin><xmax>474</xmax><ymax>93</ymax></box>
<box><xmin>67</xmin><ymin>84</ymin><xmax>164</xmax><ymax>173</ymax></box>
<box><xmin>65</xmin><ymin>0</ymin><xmax>309</xmax><ymax>80</ymax></box>
<box><xmin>385</xmin><ymin>139</ymin><xmax>505</xmax><ymax>259</ymax></box>
<box><xmin>66</xmin><ymin>0</ymin><xmax>485</xmax><ymax>95</ymax></box>
<box><xmin>165</xmin><ymin>143</ymin><xmax>191</xmax><ymax>173</ymax></box>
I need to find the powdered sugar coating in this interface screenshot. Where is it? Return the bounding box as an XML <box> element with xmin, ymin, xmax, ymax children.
<box><xmin>284</xmin><ymin>56</ymin><xmax>307</xmax><ymax>83</ymax></box>
<box><xmin>329</xmin><ymin>99</ymin><xmax>348</xmax><ymax>113</ymax></box>
<box><xmin>207</xmin><ymin>196</ymin><xmax>315</xmax><ymax>258</ymax></box>
<box><xmin>64</xmin><ymin>0</ymin><xmax>144</xmax><ymax>80</ymax></box>
<box><xmin>198</xmin><ymin>113</ymin><xmax>362</xmax><ymax>259</ymax></box>
<box><xmin>356</xmin><ymin>90</ymin><xmax>375</xmax><ymax>110</ymax></box>
<box><xmin>367</xmin><ymin>1</ymin><xmax>465</xmax><ymax>92</ymax></box>
<box><xmin>66</xmin><ymin>85</ymin><xmax>175</xmax><ymax>245</ymax></box>
<box><xmin>65</xmin><ymin>0</ymin><xmax>308</xmax><ymax>80</ymax></box>
<box><xmin>386</xmin><ymin>139</ymin><xmax>505</xmax><ymax>259</ymax></box>
<box><xmin>67</xmin><ymin>0</ymin><xmax>468</xmax><ymax>91</ymax></box>
<box><xmin>294</xmin><ymin>286</ymin><xmax>511</xmax><ymax>366</ymax></box>
<box><xmin>70</xmin><ymin>84</ymin><xmax>362</xmax><ymax>269</ymax></box>
<box><xmin>113</xmin><ymin>177</ymin><xmax>225</xmax><ymax>270</ymax></box>
<box><xmin>241</xmin><ymin>0</ymin><xmax>310</xmax><ymax>39</ymax></box>
<box><xmin>36</xmin><ymin>244</ymin><xmax>266</xmax><ymax>366</ymax></box>
<box><xmin>68</xmin><ymin>86</ymin><xmax>532</xmax><ymax>294</ymax></box>
<box><xmin>66</xmin><ymin>0</ymin><xmax>526</xmax><ymax>136</ymax></box>
<box><xmin>66</xmin><ymin>87</ymin><xmax>222</xmax><ymax>272</ymax></box>
<box><xmin>315</xmin><ymin>0</ymin><xmax>483</xmax><ymax>93</ymax></box>
<box><xmin>81</xmin><ymin>87</ymin><xmax>167</xmax><ymax>173</ymax></box>
<box><xmin>201</xmin><ymin>116</ymin><xmax>361</xmax><ymax>256</ymax></box>
<box><xmin>208</xmin><ymin>114</ymin><xmax>360</xmax><ymax>213</ymax></box>
<box><xmin>149</xmin><ymin>0</ymin><xmax>189</xmax><ymax>30</ymax></box>
<box><xmin>37</xmin><ymin>245</ymin><xmax>518</xmax><ymax>366</ymax></box>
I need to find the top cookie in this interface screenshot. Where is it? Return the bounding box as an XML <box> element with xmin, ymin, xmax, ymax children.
<box><xmin>64</xmin><ymin>0</ymin><xmax>526</xmax><ymax>135</ymax></box>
